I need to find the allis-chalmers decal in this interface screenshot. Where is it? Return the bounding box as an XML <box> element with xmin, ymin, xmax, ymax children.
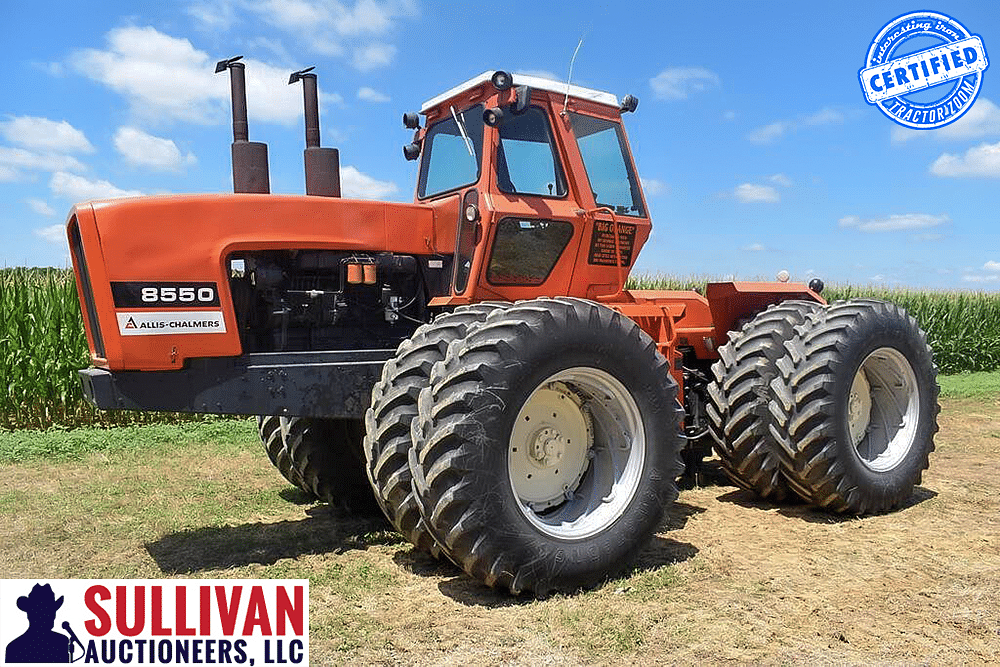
<box><xmin>117</xmin><ymin>312</ymin><xmax>227</xmax><ymax>336</ymax></box>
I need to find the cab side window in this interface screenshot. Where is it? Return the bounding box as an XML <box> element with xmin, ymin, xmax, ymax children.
<box><xmin>487</xmin><ymin>218</ymin><xmax>574</xmax><ymax>285</ymax></box>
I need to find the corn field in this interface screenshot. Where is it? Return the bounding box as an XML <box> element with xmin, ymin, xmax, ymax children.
<box><xmin>2</xmin><ymin>269</ymin><xmax>998</xmax><ymax>430</ymax></box>
<box><xmin>0</xmin><ymin>268</ymin><xmax>203</xmax><ymax>430</ymax></box>
<box><xmin>630</xmin><ymin>274</ymin><xmax>1000</xmax><ymax>375</ymax></box>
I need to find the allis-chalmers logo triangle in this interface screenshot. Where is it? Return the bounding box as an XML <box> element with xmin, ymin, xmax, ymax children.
<box><xmin>124</xmin><ymin>317</ymin><xmax>137</xmax><ymax>330</ymax></box>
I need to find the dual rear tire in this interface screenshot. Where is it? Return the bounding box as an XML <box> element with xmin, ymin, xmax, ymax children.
<box><xmin>708</xmin><ymin>299</ymin><xmax>939</xmax><ymax>514</ymax></box>
<box><xmin>256</xmin><ymin>416</ymin><xmax>378</xmax><ymax>513</ymax></box>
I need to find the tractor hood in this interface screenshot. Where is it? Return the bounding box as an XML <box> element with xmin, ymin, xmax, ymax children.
<box><xmin>67</xmin><ymin>193</ymin><xmax>454</xmax><ymax>370</ymax></box>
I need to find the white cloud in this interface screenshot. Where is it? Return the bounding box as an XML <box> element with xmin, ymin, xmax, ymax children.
<box><xmin>340</xmin><ymin>165</ymin><xmax>397</xmax><ymax>199</ymax></box>
<box><xmin>838</xmin><ymin>213</ymin><xmax>948</xmax><ymax>232</ymax></box>
<box><xmin>768</xmin><ymin>173</ymin><xmax>792</xmax><ymax>187</ymax></box>
<box><xmin>746</xmin><ymin>122</ymin><xmax>787</xmax><ymax>144</ymax></box>
<box><xmin>929</xmin><ymin>141</ymin><xmax>1000</xmax><ymax>178</ymax></box>
<box><xmin>801</xmin><ymin>108</ymin><xmax>844</xmax><ymax>126</ymax></box>
<box><xmin>870</xmin><ymin>274</ymin><xmax>885</xmax><ymax>282</ymax></box>
<box><xmin>516</xmin><ymin>69</ymin><xmax>560</xmax><ymax>81</ymax></box>
<box><xmin>50</xmin><ymin>171</ymin><xmax>143</xmax><ymax>201</ymax></box>
<box><xmin>962</xmin><ymin>273</ymin><xmax>1000</xmax><ymax>283</ymax></box>
<box><xmin>0</xmin><ymin>147</ymin><xmax>87</xmax><ymax>177</ymax></box>
<box><xmin>0</xmin><ymin>116</ymin><xmax>94</xmax><ymax>153</ymax></box>
<box><xmin>352</xmin><ymin>43</ymin><xmax>395</xmax><ymax>71</ymax></box>
<box><xmin>892</xmin><ymin>99</ymin><xmax>1000</xmax><ymax>143</ymax></box>
<box><xmin>72</xmin><ymin>27</ymin><xmax>225</xmax><ymax>124</ymax></box>
<box><xmin>650</xmin><ymin>67</ymin><xmax>720</xmax><ymax>100</ymax></box>
<box><xmin>187</xmin><ymin>0</ymin><xmax>237</xmax><ymax>30</ymax></box>
<box><xmin>114</xmin><ymin>127</ymin><xmax>197</xmax><ymax>171</ymax></box>
<box><xmin>72</xmin><ymin>26</ymin><xmax>338</xmax><ymax>126</ymax></box>
<box><xmin>357</xmin><ymin>86</ymin><xmax>390</xmax><ymax>103</ymax></box>
<box><xmin>722</xmin><ymin>110</ymin><xmax>737</xmax><ymax>121</ymax></box>
<box><xmin>640</xmin><ymin>177</ymin><xmax>668</xmax><ymax>197</ymax></box>
<box><xmin>985</xmin><ymin>260</ymin><xmax>1000</xmax><ymax>271</ymax></box>
<box><xmin>0</xmin><ymin>165</ymin><xmax>17</xmax><ymax>182</ymax></box>
<box><xmin>34</xmin><ymin>224</ymin><xmax>66</xmax><ymax>245</ymax></box>
<box><xmin>35</xmin><ymin>61</ymin><xmax>64</xmax><ymax>77</ymax></box>
<box><xmin>734</xmin><ymin>183</ymin><xmax>779</xmax><ymax>203</ymax></box>
<box><xmin>239</xmin><ymin>0</ymin><xmax>417</xmax><ymax>63</ymax></box>
<box><xmin>25</xmin><ymin>198</ymin><xmax>56</xmax><ymax>217</ymax></box>
<box><xmin>743</xmin><ymin>242</ymin><xmax>765</xmax><ymax>251</ymax></box>
<box><xmin>747</xmin><ymin>107</ymin><xmax>845</xmax><ymax>144</ymax></box>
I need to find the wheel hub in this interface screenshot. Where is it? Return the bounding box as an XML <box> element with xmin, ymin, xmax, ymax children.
<box><xmin>509</xmin><ymin>386</ymin><xmax>592</xmax><ymax>511</ymax></box>
<box><xmin>847</xmin><ymin>368</ymin><xmax>872</xmax><ymax>447</ymax></box>
<box><xmin>530</xmin><ymin>427</ymin><xmax>565</xmax><ymax>466</ymax></box>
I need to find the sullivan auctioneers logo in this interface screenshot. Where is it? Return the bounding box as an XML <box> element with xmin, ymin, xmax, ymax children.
<box><xmin>859</xmin><ymin>11</ymin><xmax>989</xmax><ymax>129</ymax></box>
<box><xmin>1</xmin><ymin>580</ymin><xmax>307</xmax><ymax>665</ymax></box>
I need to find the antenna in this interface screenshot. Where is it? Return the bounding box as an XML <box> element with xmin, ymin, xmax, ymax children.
<box><xmin>562</xmin><ymin>37</ymin><xmax>585</xmax><ymax>115</ymax></box>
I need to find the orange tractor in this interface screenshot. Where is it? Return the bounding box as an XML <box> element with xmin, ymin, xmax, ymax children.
<box><xmin>68</xmin><ymin>61</ymin><xmax>939</xmax><ymax>594</ymax></box>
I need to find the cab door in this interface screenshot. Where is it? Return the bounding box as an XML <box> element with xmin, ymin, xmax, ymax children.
<box><xmin>474</xmin><ymin>99</ymin><xmax>584</xmax><ymax>301</ymax></box>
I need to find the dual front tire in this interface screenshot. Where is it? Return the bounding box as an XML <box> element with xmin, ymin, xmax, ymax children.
<box><xmin>368</xmin><ymin>298</ymin><xmax>683</xmax><ymax>594</ymax></box>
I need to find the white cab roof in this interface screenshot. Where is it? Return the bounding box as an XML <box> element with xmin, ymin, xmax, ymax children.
<box><xmin>420</xmin><ymin>71</ymin><xmax>620</xmax><ymax>113</ymax></box>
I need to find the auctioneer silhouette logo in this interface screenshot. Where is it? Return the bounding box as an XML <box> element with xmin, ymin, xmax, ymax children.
<box><xmin>1</xmin><ymin>579</ymin><xmax>308</xmax><ymax>665</ymax></box>
<box><xmin>859</xmin><ymin>11</ymin><xmax>989</xmax><ymax>129</ymax></box>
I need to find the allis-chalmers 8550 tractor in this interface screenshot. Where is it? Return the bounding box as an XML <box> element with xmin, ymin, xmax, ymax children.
<box><xmin>67</xmin><ymin>60</ymin><xmax>939</xmax><ymax>594</ymax></box>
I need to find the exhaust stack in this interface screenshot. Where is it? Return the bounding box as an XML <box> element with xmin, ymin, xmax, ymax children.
<box><xmin>215</xmin><ymin>56</ymin><xmax>270</xmax><ymax>194</ymax></box>
<box><xmin>289</xmin><ymin>67</ymin><xmax>341</xmax><ymax>197</ymax></box>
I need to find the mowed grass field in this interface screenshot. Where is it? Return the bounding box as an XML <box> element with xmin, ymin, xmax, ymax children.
<box><xmin>1</xmin><ymin>373</ymin><xmax>998</xmax><ymax>665</ymax></box>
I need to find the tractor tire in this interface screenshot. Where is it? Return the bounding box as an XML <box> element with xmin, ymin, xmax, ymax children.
<box><xmin>409</xmin><ymin>298</ymin><xmax>684</xmax><ymax>595</ymax></box>
<box><xmin>364</xmin><ymin>305</ymin><xmax>506</xmax><ymax>556</ymax></box>
<box><xmin>706</xmin><ymin>301</ymin><xmax>820</xmax><ymax>501</ymax></box>
<box><xmin>258</xmin><ymin>415</ymin><xmax>307</xmax><ymax>492</ymax></box>
<box><xmin>260</xmin><ymin>416</ymin><xmax>379</xmax><ymax>513</ymax></box>
<box><xmin>770</xmin><ymin>299</ymin><xmax>940</xmax><ymax>514</ymax></box>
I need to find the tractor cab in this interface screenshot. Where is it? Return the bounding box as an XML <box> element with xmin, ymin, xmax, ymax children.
<box><xmin>404</xmin><ymin>71</ymin><xmax>649</xmax><ymax>306</ymax></box>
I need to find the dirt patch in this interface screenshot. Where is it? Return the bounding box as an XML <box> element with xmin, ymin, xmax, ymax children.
<box><xmin>1</xmin><ymin>398</ymin><xmax>998</xmax><ymax>665</ymax></box>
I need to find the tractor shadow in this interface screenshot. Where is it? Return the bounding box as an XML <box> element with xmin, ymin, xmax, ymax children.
<box><xmin>426</xmin><ymin>504</ymin><xmax>703</xmax><ymax>608</ymax></box>
<box><xmin>145</xmin><ymin>505</ymin><xmax>398</xmax><ymax>574</ymax></box>
<box><xmin>715</xmin><ymin>486</ymin><xmax>938</xmax><ymax>523</ymax></box>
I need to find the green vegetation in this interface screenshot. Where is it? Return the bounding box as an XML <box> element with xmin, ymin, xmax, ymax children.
<box><xmin>822</xmin><ymin>284</ymin><xmax>1000</xmax><ymax>375</ymax></box>
<box><xmin>2</xmin><ymin>267</ymin><xmax>92</xmax><ymax>429</ymax></box>
<box><xmin>0</xmin><ymin>417</ymin><xmax>256</xmax><ymax>464</ymax></box>
<box><xmin>1</xmin><ymin>268</ymin><xmax>211</xmax><ymax>430</ymax></box>
<box><xmin>2</xmin><ymin>268</ymin><xmax>998</xmax><ymax>430</ymax></box>
<box><xmin>938</xmin><ymin>370</ymin><xmax>1000</xmax><ymax>399</ymax></box>
<box><xmin>629</xmin><ymin>275</ymin><xmax>1000</xmax><ymax>375</ymax></box>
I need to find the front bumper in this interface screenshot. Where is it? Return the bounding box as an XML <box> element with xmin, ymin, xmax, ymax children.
<box><xmin>79</xmin><ymin>349</ymin><xmax>393</xmax><ymax>419</ymax></box>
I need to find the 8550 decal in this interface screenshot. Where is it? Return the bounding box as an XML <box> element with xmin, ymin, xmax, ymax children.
<box><xmin>112</xmin><ymin>282</ymin><xmax>220</xmax><ymax>308</ymax></box>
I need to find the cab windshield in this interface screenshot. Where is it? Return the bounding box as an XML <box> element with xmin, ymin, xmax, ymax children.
<box><xmin>417</xmin><ymin>105</ymin><xmax>485</xmax><ymax>199</ymax></box>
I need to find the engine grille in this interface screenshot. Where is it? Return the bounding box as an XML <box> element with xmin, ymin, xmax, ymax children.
<box><xmin>68</xmin><ymin>217</ymin><xmax>106</xmax><ymax>359</ymax></box>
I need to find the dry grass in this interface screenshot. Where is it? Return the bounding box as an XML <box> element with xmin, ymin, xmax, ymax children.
<box><xmin>1</xmin><ymin>400</ymin><xmax>999</xmax><ymax>665</ymax></box>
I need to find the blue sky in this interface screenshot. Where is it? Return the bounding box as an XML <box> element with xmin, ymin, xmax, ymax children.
<box><xmin>1</xmin><ymin>1</ymin><xmax>997</xmax><ymax>289</ymax></box>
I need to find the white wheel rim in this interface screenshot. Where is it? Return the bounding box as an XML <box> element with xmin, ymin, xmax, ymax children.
<box><xmin>849</xmin><ymin>347</ymin><xmax>920</xmax><ymax>472</ymax></box>
<box><xmin>508</xmin><ymin>367</ymin><xmax>645</xmax><ymax>540</ymax></box>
